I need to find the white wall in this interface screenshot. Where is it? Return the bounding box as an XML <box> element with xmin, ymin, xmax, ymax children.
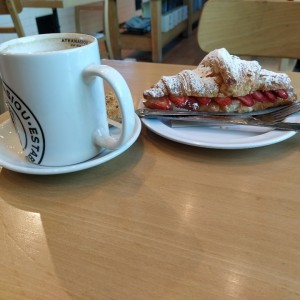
<box><xmin>0</xmin><ymin>7</ymin><xmax>77</xmax><ymax>44</ymax></box>
<box><xmin>0</xmin><ymin>1</ymin><xmax>139</xmax><ymax>44</ymax></box>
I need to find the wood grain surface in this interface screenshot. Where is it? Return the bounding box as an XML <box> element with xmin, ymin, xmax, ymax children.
<box><xmin>1</xmin><ymin>60</ymin><xmax>300</xmax><ymax>299</ymax></box>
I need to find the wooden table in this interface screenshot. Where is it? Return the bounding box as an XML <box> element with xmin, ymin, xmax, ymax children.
<box><xmin>1</xmin><ymin>60</ymin><xmax>300</xmax><ymax>299</ymax></box>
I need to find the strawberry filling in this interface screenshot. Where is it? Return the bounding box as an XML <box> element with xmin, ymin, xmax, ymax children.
<box><xmin>144</xmin><ymin>89</ymin><xmax>289</xmax><ymax>110</ymax></box>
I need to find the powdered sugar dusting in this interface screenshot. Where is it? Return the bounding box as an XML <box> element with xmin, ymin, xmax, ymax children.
<box><xmin>143</xmin><ymin>48</ymin><xmax>295</xmax><ymax>99</ymax></box>
<box><xmin>196</xmin><ymin>48</ymin><xmax>262</xmax><ymax>96</ymax></box>
<box><xmin>258</xmin><ymin>69</ymin><xmax>291</xmax><ymax>90</ymax></box>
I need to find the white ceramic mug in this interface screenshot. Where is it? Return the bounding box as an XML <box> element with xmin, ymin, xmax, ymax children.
<box><xmin>0</xmin><ymin>33</ymin><xmax>136</xmax><ymax>167</ymax></box>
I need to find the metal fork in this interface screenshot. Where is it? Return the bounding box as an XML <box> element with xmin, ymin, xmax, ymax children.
<box><xmin>253</xmin><ymin>102</ymin><xmax>300</xmax><ymax>124</ymax></box>
<box><xmin>137</xmin><ymin>102</ymin><xmax>300</xmax><ymax>119</ymax></box>
<box><xmin>163</xmin><ymin>102</ymin><xmax>300</xmax><ymax>130</ymax></box>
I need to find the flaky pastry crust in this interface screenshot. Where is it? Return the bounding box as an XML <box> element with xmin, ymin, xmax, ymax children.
<box><xmin>143</xmin><ymin>48</ymin><xmax>297</xmax><ymax>105</ymax></box>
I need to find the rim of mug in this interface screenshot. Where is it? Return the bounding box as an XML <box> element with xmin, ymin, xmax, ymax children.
<box><xmin>0</xmin><ymin>33</ymin><xmax>96</xmax><ymax>55</ymax></box>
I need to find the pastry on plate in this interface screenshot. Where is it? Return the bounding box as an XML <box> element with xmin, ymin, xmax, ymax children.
<box><xmin>143</xmin><ymin>48</ymin><xmax>297</xmax><ymax>113</ymax></box>
<box><xmin>106</xmin><ymin>91</ymin><xmax>122</xmax><ymax>122</ymax></box>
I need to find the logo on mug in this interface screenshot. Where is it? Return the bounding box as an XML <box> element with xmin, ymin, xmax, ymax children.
<box><xmin>3</xmin><ymin>82</ymin><xmax>45</xmax><ymax>164</ymax></box>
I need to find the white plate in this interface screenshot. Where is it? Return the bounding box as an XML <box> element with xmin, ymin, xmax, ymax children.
<box><xmin>139</xmin><ymin>102</ymin><xmax>299</xmax><ymax>149</ymax></box>
<box><xmin>0</xmin><ymin>115</ymin><xmax>141</xmax><ymax>175</ymax></box>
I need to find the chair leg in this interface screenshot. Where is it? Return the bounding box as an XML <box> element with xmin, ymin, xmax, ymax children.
<box><xmin>6</xmin><ymin>0</ymin><xmax>25</xmax><ymax>37</ymax></box>
<box><xmin>103</xmin><ymin>0</ymin><xmax>114</xmax><ymax>59</ymax></box>
<box><xmin>279</xmin><ymin>58</ymin><xmax>297</xmax><ymax>72</ymax></box>
<box><xmin>74</xmin><ymin>6</ymin><xmax>82</xmax><ymax>33</ymax></box>
<box><xmin>107</xmin><ymin>0</ymin><xmax>121</xmax><ymax>59</ymax></box>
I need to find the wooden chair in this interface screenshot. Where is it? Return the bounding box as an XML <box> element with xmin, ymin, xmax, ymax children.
<box><xmin>75</xmin><ymin>0</ymin><xmax>114</xmax><ymax>59</ymax></box>
<box><xmin>0</xmin><ymin>0</ymin><xmax>25</xmax><ymax>37</ymax></box>
<box><xmin>0</xmin><ymin>0</ymin><xmax>25</xmax><ymax>113</ymax></box>
<box><xmin>197</xmin><ymin>0</ymin><xmax>300</xmax><ymax>71</ymax></box>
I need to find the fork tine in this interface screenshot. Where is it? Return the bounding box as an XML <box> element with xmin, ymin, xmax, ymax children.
<box><xmin>271</xmin><ymin>102</ymin><xmax>300</xmax><ymax>118</ymax></box>
<box><xmin>270</xmin><ymin>103</ymin><xmax>299</xmax><ymax>116</ymax></box>
<box><xmin>256</xmin><ymin>102</ymin><xmax>300</xmax><ymax>123</ymax></box>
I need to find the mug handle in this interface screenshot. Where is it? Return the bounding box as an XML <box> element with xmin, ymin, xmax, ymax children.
<box><xmin>84</xmin><ymin>65</ymin><xmax>135</xmax><ymax>150</ymax></box>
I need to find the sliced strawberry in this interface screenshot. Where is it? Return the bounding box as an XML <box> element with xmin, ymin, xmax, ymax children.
<box><xmin>214</xmin><ymin>97</ymin><xmax>231</xmax><ymax>106</ymax></box>
<box><xmin>196</xmin><ymin>96</ymin><xmax>212</xmax><ymax>106</ymax></box>
<box><xmin>144</xmin><ymin>97</ymin><xmax>171</xmax><ymax>110</ymax></box>
<box><xmin>169</xmin><ymin>95</ymin><xmax>188</xmax><ymax>108</ymax></box>
<box><xmin>184</xmin><ymin>97</ymin><xmax>199</xmax><ymax>111</ymax></box>
<box><xmin>251</xmin><ymin>91</ymin><xmax>267</xmax><ymax>102</ymax></box>
<box><xmin>264</xmin><ymin>91</ymin><xmax>277</xmax><ymax>102</ymax></box>
<box><xmin>238</xmin><ymin>95</ymin><xmax>255</xmax><ymax>107</ymax></box>
<box><xmin>274</xmin><ymin>89</ymin><xmax>289</xmax><ymax>99</ymax></box>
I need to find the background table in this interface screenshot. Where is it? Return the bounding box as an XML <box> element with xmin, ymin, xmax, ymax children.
<box><xmin>107</xmin><ymin>0</ymin><xmax>202</xmax><ymax>62</ymax></box>
<box><xmin>1</xmin><ymin>60</ymin><xmax>300</xmax><ymax>299</ymax></box>
<box><xmin>21</xmin><ymin>0</ymin><xmax>202</xmax><ymax>62</ymax></box>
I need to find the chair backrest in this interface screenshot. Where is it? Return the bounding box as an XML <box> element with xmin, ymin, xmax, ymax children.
<box><xmin>0</xmin><ymin>0</ymin><xmax>25</xmax><ymax>37</ymax></box>
<box><xmin>75</xmin><ymin>0</ymin><xmax>113</xmax><ymax>59</ymax></box>
<box><xmin>197</xmin><ymin>0</ymin><xmax>300</xmax><ymax>60</ymax></box>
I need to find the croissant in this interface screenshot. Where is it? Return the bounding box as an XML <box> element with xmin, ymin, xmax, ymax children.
<box><xmin>143</xmin><ymin>48</ymin><xmax>297</xmax><ymax>113</ymax></box>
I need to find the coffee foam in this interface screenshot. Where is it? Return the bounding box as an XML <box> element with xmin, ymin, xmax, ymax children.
<box><xmin>2</xmin><ymin>37</ymin><xmax>92</xmax><ymax>54</ymax></box>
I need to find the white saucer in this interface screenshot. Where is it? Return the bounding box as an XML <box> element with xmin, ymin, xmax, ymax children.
<box><xmin>0</xmin><ymin>115</ymin><xmax>141</xmax><ymax>175</ymax></box>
